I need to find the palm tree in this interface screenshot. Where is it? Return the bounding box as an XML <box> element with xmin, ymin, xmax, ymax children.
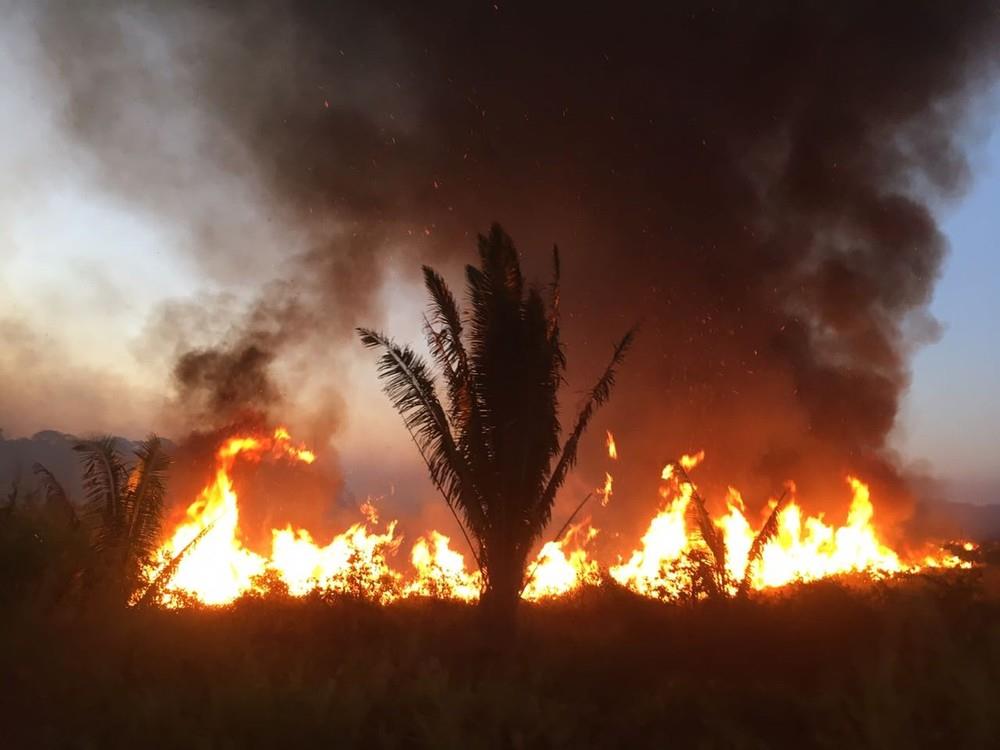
<box><xmin>74</xmin><ymin>435</ymin><xmax>171</xmax><ymax>601</ymax></box>
<box><xmin>359</xmin><ymin>224</ymin><xmax>634</xmax><ymax>623</ymax></box>
<box><xmin>737</xmin><ymin>489</ymin><xmax>789</xmax><ymax>596</ymax></box>
<box><xmin>33</xmin><ymin>463</ymin><xmax>78</xmax><ymax>527</ymax></box>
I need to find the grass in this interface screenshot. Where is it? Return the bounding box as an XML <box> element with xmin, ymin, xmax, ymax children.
<box><xmin>3</xmin><ymin>567</ymin><xmax>999</xmax><ymax>749</ymax></box>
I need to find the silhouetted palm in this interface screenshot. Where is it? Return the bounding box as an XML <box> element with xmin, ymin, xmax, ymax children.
<box><xmin>73</xmin><ymin>435</ymin><xmax>170</xmax><ymax>600</ymax></box>
<box><xmin>737</xmin><ymin>489</ymin><xmax>789</xmax><ymax>596</ymax></box>
<box><xmin>32</xmin><ymin>463</ymin><xmax>77</xmax><ymax>528</ymax></box>
<box><xmin>360</xmin><ymin>224</ymin><xmax>634</xmax><ymax>622</ymax></box>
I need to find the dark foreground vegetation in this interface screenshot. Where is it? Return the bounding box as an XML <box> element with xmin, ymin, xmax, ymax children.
<box><xmin>3</xmin><ymin>562</ymin><xmax>999</xmax><ymax>749</ymax></box>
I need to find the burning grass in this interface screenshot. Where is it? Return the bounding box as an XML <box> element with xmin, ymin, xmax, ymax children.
<box><xmin>134</xmin><ymin>427</ymin><xmax>972</xmax><ymax>609</ymax></box>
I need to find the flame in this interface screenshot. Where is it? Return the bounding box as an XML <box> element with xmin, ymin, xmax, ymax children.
<box><xmin>143</xmin><ymin>431</ymin><xmax>972</xmax><ymax>608</ymax></box>
<box><xmin>598</xmin><ymin>472</ymin><xmax>614</xmax><ymax>507</ymax></box>
<box><xmin>270</xmin><ymin>522</ymin><xmax>401</xmax><ymax>603</ymax></box>
<box><xmin>679</xmin><ymin>450</ymin><xmax>705</xmax><ymax>471</ymax></box>
<box><xmin>609</xmin><ymin>479</ymin><xmax>694</xmax><ymax>599</ymax></box>
<box><xmin>610</xmin><ymin>456</ymin><xmax>970</xmax><ymax>599</ymax></box>
<box><xmin>522</xmin><ymin>523</ymin><xmax>601</xmax><ymax>601</ymax></box>
<box><xmin>606</xmin><ymin>430</ymin><xmax>618</xmax><ymax>460</ymax></box>
<box><xmin>406</xmin><ymin>531</ymin><xmax>482</xmax><ymax>601</ymax></box>
<box><xmin>144</xmin><ymin>428</ymin><xmax>400</xmax><ymax>607</ymax></box>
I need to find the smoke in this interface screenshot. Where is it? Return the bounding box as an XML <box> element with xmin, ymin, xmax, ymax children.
<box><xmin>21</xmin><ymin>1</ymin><xmax>1000</xmax><ymax>529</ymax></box>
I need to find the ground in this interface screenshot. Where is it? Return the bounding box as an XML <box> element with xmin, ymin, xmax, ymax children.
<box><xmin>3</xmin><ymin>566</ymin><xmax>999</xmax><ymax>749</ymax></box>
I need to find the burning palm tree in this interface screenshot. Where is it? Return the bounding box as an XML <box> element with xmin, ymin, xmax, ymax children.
<box><xmin>359</xmin><ymin>224</ymin><xmax>634</xmax><ymax>623</ymax></box>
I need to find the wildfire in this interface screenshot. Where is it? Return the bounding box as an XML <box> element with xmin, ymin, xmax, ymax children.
<box><xmin>522</xmin><ymin>523</ymin><xmax>601</xmax><ymax>601</ymax></box>
<box><xmin>139</xmin><ymin>429</ymin><xmax>972</xmax><ymax>608</ymax></box>
<box><xmin>405</xmin><ymin>531</ymin><xmax>482</xmax><ymax>601</ymax></box>
<box><xmin>141</xmin><ymin>428</ymin><xmax>403</xmax><ymax>607</ymax></box>
<box><xmin>610</xmin><ymin>456</ymin><xmax>971</xmax><ymax>599</ymax></box>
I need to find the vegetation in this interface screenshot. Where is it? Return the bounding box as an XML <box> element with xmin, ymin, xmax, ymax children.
<box><xmin>359</xmin><ymin>224</ymin><xmax>634</xmax><ymax>623</ymax></box>
<box><xmin>23</xmin><ymin>435</ymin><xmax>170</xmax><ymax>604</ymax></box>
<box><xmin>1</xmin><ymin>559</ymin><xmax>998</xmax><ymax>748</ymax></box>
<box><xmin>2</xmin><ymin>429</ymin><xmax>998</xmax><ymax>748</ymax></box>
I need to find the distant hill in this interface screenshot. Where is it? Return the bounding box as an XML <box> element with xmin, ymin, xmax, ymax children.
<box><xmin>909</xmin><ymin>498</ymin><xmax>1000</xmax><ymax>542</ymax></box>
<box><xmin>0</xmin><ymin>430</ymin><xmax>161</xmax><ymax>507</ymax></box>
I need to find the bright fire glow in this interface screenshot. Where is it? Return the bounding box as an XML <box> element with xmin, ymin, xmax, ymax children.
<box><xmin>522</xmin><ymin>523</ymin><xmax>601</xmax><ymax>601</ymax></box>
<box><xmin>405</xmin><ymin>531</ymin><xmax>482</xmax><ymax>601</ymax></box>
<box><xmin>140</xmin><ymin>432</ymin><xmax>973</xmax><ymax>608</ymax></box>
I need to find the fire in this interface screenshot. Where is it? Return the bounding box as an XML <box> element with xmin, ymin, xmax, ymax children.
<box><xmin>610</xmin><ymin>453</ymin><xmax>971</xmax><ymax>600</ymax></box>
<box><xmin>679</xmin><ymin>450</ymin><xmax>705</xmax><ymax>471</ymax></box>
<box><xmin>141</xmin><ymin>430</ymin><xmax>972</xmax><ymax>609</ymax></box>
<box><xmin>522</xmin><ymin>523</ymin><xmax>601</xmax><ymax>601</ymax></box>
<box><xmin>406</xmin><ymin>532</ymin><xmax>482</xmax><ymax>601</ymax></box>
<box><xmin>142</xmin><ymin>427</ymin><xmax>402</xmax><ymax>606</ymax></box>
<box><xmin>598</xmin><ymin>472</ymin><xmax>614</xmax><ymax>507</ymax></box>
<box><xmin>269</xmin><ymin>523</ymin><xmax>401</xmax><ymax>602</ymax></box>
<box><xmin>606</xmin><ymin>430</ymin><xmax>618</xmax><ymax>460</ymax></box>
<box><xmin>609</xmin><ymin>479</ymin><xmax>695</xmax><ymax>599</ymax></box>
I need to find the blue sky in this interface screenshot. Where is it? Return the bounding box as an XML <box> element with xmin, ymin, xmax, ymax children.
<box><xmin>896</xmin><ymin>124</ymin><xmax>1000</xmax><ymax>500</ymax></box>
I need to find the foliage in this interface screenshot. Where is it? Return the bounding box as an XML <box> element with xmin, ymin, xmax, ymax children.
<box><xmin>1</xmin><ymin>571</ymin><xmax>998</xmax><ymax>748</ymax></box>
<box><xmin>37</xmin><ymin>434</ymin><xmax>172</xmax><ymax>602</ymax></box>
<box><xmin>359</xmin><ymin>224</ymin><xmax>634</xmax><ymax>618</ymax></box>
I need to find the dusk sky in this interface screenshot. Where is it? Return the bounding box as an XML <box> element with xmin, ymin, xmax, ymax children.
<box><xmin>1</xmin><ymin>2</ymin><xmax>998</xmax><ymax>511</ymax></box>
<box><xmin>898</xmin><ymin>120</ymin><xmax>1000</xmax><ymax>502</ymax></box>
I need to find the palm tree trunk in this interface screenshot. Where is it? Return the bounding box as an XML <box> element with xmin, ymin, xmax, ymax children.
<box><xmin>479</xmin><ymin>549</ymin><xmax>525</xmax><ymax>636</ymax></box>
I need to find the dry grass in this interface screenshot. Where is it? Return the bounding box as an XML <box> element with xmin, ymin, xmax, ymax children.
<box><xmin>2</xmin><ymin>565</ymin><xmax>999</xmax><ymax>749</ymax></box>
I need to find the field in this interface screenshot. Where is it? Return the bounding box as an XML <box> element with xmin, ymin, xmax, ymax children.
<box><xmin>4</xmin><ymin>565</ymin><xmax>999</xmax><ymax>749</ymax></box>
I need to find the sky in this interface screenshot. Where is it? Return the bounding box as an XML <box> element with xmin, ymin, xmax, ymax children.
<box><xmin>896</xmin><ymin>123</ymin><xmax>1000</xmax><ymax>503</ymax></box>
<box><xmin>0</xmin><ymin>1</ymin><xmax>998</xmax><ymax>512</ymax></box>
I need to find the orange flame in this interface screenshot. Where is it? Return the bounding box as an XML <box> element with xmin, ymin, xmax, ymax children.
<box><xmin>406</xmin><ymin>531</ymin><xmax>482</xmax><ymax>601</ymax></box>
<box><xmin>522</xmin><ymin>523</ymin><xmax>601</xmax><ymax>601</ymax></box>
<box><xmin>142</xmin><ymin>431</ymin><xmax>972</xmax><ymax>608</ymax></box>
<box><xmin>598</xmin><ymin>472</ymin><xmax>614</xmax><ymax>507</ymax></box>
<box><xmin>606</xmin><ymin>430</ymin><xmax>618</xmax><ymax>460</ymax></box>
<box><xmin>610</xmin><ymin>455</ymin><xmax>970</xmax><ymax>599</ymax></box>
<box><xmin>143</xmin><ymin>428</ymin><xmax>401</xmax><ymax>606</ymax></box>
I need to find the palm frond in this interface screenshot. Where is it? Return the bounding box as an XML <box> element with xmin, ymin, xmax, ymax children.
<box><xmin>422</xmin><ymin>266</ymin><xmax>476</xmax><ymax>432</ymax></box>
<box><xmin>357</xmin><ymin>328</ymin><xmax>485</xmax><ymax>535</ymax></box>
<box><xmin>135</xmin><ymin>517</ymin><xmax>216</xmax><ymax>607</ymax></box>
<box><xmin>738</xmin><ymin>489</ymin><xmax>789</xmax><ymax>596</ymax></box>
<box><xmin>32</xmin><ymin>463</ymin><xmax>76</xmax><ymax>525</ymax></box>
<box><xmin>682</xmin><ymin>476</ymin><xmax>728</xmax><ymax>593</ymax></box>
<box><xmin>423</xmin><ymin>266</ymin><xmax>469</xmax><ymax>377</ymax></box>
<box><xmin>124</xmin><ymin>435</ymin><xmax>171</xmax><ymax>568</ymax></box>
<box><xmin>74</xmin><ymin>437</ymin><xmax>128</xmax><ymax>553</ymax></box>
<box><xmin>547</xmin><ymin>245</ymin><xmax>561</xmax><ymax>340</ymax></box>
<box><xmin>536</xmin><ymin>327</ymin><xmax>636</xmax><ymax>529</ymax></box>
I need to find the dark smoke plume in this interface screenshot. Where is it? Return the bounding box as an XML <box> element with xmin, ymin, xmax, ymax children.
<box><xmin>35</xmin><ymin>1</ymin><xmax>1000</xmax><ymax>530</ymax></box>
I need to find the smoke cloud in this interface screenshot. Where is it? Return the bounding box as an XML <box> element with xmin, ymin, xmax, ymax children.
<box><xmin>18</xmin><ymin>1</ymin><xmax>1000</xmax><ymax>530</ymax></box>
